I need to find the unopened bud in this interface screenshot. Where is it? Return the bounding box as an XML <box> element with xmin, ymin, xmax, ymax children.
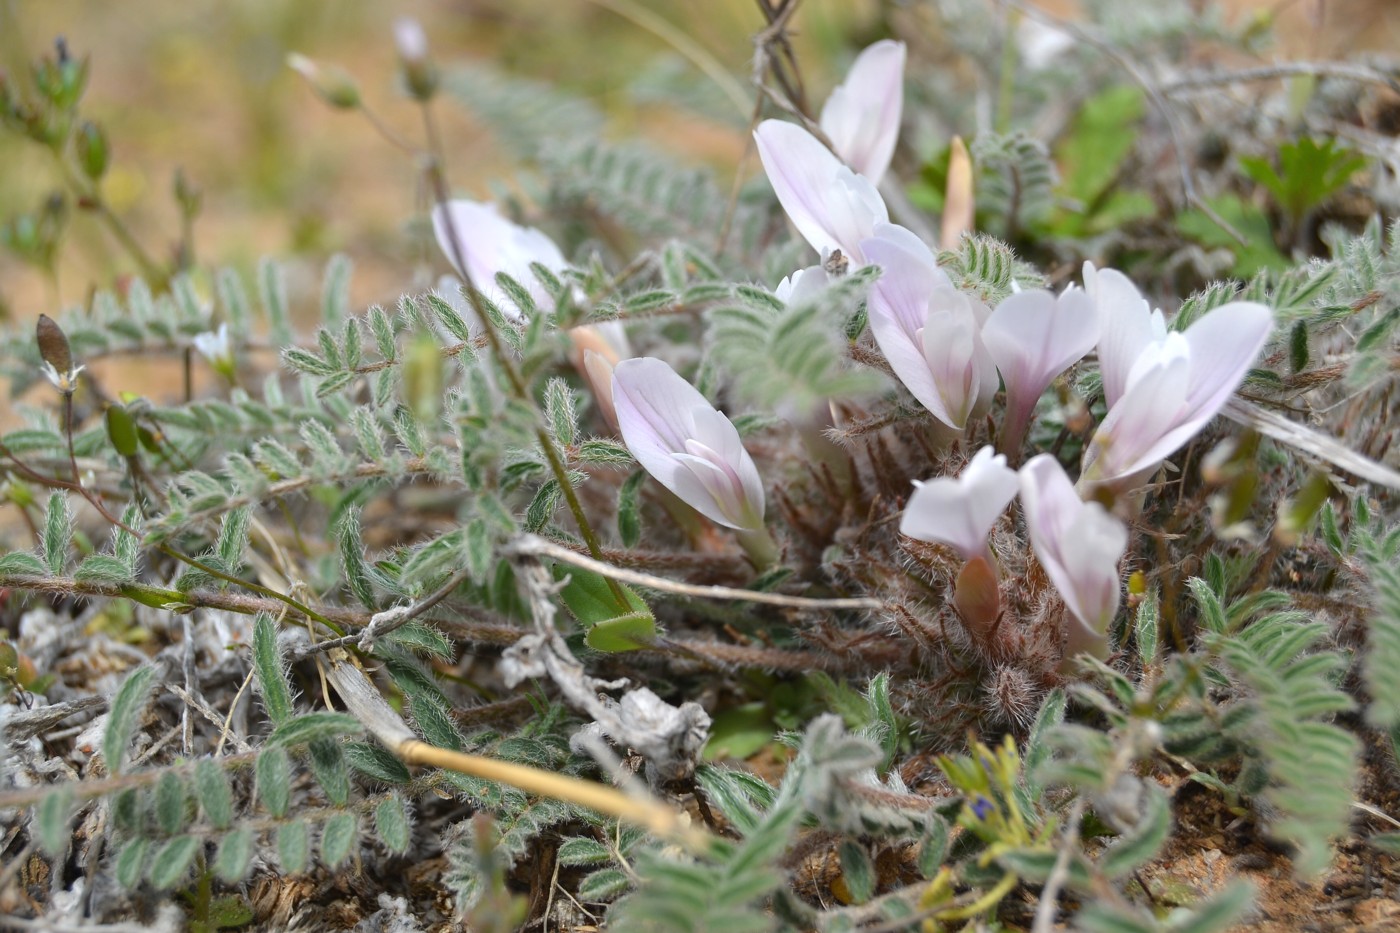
<box><xmin>105</xmin><ymin>404</ymin><xmax>139</xmax><ymax>458</ymax></box>
<box><xmin>76</xmin><ymin>120</ymin><xmax>108</xmax><ymax>180</ymax></box>
<box><xmin>36</xmin><ymin>313</ymin><xmax>72</xmax><ymax>373</ymax></box>
<box><xmin>954</xmin><ymin>555</ymin><xmax>1001</xmax><ymax>648</ymax></box>
<box><xmin>393</xmin><ymin>18</ymin><xmax>438</xmax><ymax>101</ymax></box>
<box><xmin>941</xmin><ymin>135</ymin><xmax>975</xmax><ymax>248</ymax></box>
<box><xmin>173</xmin><ymin>168</ymin><xmax>202</xmax><ymax>218</ymax></box>
<box><xmin>287</xmin><ymin>53</ymin><xmax>361</xmax><ymax>110</ymax></box>
<box><xmin>402</xmin><ymin>331</ymin><xmax>443</xmax><ymax>424</ymax></box>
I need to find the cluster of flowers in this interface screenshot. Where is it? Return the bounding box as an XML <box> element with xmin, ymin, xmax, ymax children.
<box><xmin>420</xmin><ymin>40</ymin><xmax>1273</xmax><ymax>658</ymax></box>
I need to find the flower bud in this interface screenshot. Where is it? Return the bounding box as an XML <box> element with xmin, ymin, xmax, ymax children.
<box><xmin>287</xmin><ymin>53</ymin><xmax>361</xmax><ymax>110</ymax></box>
<box><xmin>394</xmin><ymin>19</ymin><xmax>438</xmax><ymax>101</ymax></box>
<box><xmin>36</xmin><ymin>313</ymin><xmax>72</xmax><ymax>374</ymax></box>
<box><xmin>75</xmin><ymin>120</ymin><xmax>108</xmax><ymax>180</ymax></box>
<box><xmin>105</xmin><ymin>404</ymin><xmax>140</xmax><ymax>458</ymax></box>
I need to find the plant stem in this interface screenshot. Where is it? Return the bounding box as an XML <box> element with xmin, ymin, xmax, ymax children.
<box><xmin>415</xmin><ymin>100</ymin><xmax>626</xmax><ymax>606</ymax></box>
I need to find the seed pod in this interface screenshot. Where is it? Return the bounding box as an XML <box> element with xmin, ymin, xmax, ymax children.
<box><xmin>76</xmin><ymin>120</ymin><xmax>108</xmax><ymax>180</ymax></box>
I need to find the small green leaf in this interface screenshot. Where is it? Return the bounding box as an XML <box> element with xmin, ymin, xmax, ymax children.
<box><xmin>375</xmin><ymin>795</ymin><xmax>412</xmax><ymax>855</ymax></box>
<box><xmin>251</xmin><ymin>613</ymin><xmax>293</xmax><ymax>724</ymax></box>
<box><xmin>104</xmin><ymin>664</ymin><xmax>157</xmax><ymax>775</ymax></box>
<box><xmin>257</xmin><ymin>746</ymin><xmax>292</xmax><ymax>818</ymax></box>
<box><xmin>1288</xmin><ymin>321</ymin><xmax>1309</xmax><ymax>374</ymax></box>
<box><xmin>150</xmin><ymin>835</ymin><xmax>200</xmax><ymax>890</ymax></box>
<box><xmin>838</xmin><ymin>841</ymin><xmax>876</xmax><ymax>904</ymax></box>
<box><xmin>195</xmin><ymin>759</ymin><xmax>235</xmax><ymax>830</ymax></box>
<box><xmin>576</xmin><ymin>867</ymin><xmax>632</xmax><ymax>903</ymax></box>
<box><xmin>383</xmin><ymin>622</ymin><xmax>453</xmax><ymax>660</ymax></box>
<box><xmin>74</xmin><ymin>554</ymin><xmax>135</xmax><ymax>585</ymax></box>
<box><xmin>617</xmin><ymin>470</ymin><xmax>646</xmax><ymax>548</ymax></box>
<box><xmin>214</xmin><ymin>827</ymin><xmax>255</xmax><ymax>883</ymax></box>
<box><xmin>309</xmin><ymin>737</ymin><xmax>352</xmax><ymax>807</ymax></box>
<box><xmin>36</xmin><ymin>787</ymin><xmax>74</xmax><ymax>857</ymax></box>
<box><xmin>42</xmin><ymin>492</ymin><xmax>72</xmax><ymax>575</ymax></box>
<box><xmin>345</xmin><ymin>741</ymin><xmax>411</xmax><ymax>784</ymax></box>
<box><xmin>0</xmin><ymin>552</ymin><xmax>48</xmax><ymax>576</ymax></box>
<box><xmin>115</xmin><ymin>837</ymin><xmax>150</xmax><ymax>889</ymax></box>
<box><xmin>321</xmin><ymin>811</ymin><xmax>358</xmax><ymax>867</ymax></box>
<box><xmin>554</xmin><ymin>565</ymin><xmax>656</xmax><ymax>652</ymax></box>
<box><xmin>556</xmin><ymin>836</ymin><xmax>612</xmax><ymax>867</ymax></box>
<box><xmin>278</xmin><ymin>820</ymin><xmax>310</xmax><ymax>874</ymax></box>
<box><xmin>1100</xmin><ymin>783</ymin><xmax>1172</xmax><ymax>878</ymax></box>
<box><xmin>155</xmin><ymin>772</ymin><xmax>186</xmax><ymax>836</ymax></box>
<box><xmin>268</xmin><ymin>712</ymin><xmax>361</xmax><ymax>746</ymax></box>
<box><xmin>208</xmin><ymin>894</ymin><xmax>256</xmax><ymax>930</ymax></box>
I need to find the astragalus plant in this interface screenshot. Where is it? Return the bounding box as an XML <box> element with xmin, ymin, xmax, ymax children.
<box><xmin>2</xmin><ymin>2</ymin><xmax>1399</xmax><ymax>930</ymax></box>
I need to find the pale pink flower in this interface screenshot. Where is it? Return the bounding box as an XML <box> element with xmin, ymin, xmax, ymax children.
<box><xmin>1019</xmin><ymin>454</ymin><xmax>1128</xmax><ymax>657</ymax></box>
<box><xmin>1082</xmin><ymin>300</ymin><xmax>1273</xmax><ymax>489</ymax></box>
<box><xmin>981</xmin><ymin>287</ymin><xmax>1099</xmax><ymax>450</ymax></box>
<box><xmin>900</xmin><ymin>447</ymin><xmax>1019</xmax><ymax>561</ymax></box>
<box><xmin>431</xmin><ymin>199</ymin><xmax>570</xmax><ymax>318</ymax></box>
<box><xmin>613</xmin><ymin>358</ymin><xmax>765</xmax><ymax>531</ymax></box>
<box><xmin>753</xmin><ymin>120</ymin><xmax>888</xmax><ymax>267</ymax></box>
<box><xmin>819</xmin><ymin>40</ymin><xmax>906</xmax><ymax>185</ymax></box>
<box><xmin>863</xmin><ymin>224</ymin><xmax>996</xmax><ymax>430</ymax></box>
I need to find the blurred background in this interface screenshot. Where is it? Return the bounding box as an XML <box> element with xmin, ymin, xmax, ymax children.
<box><xmin>1</xmin><ymin>0</ymin><xmax>1396</xmax><ymax>320</ymax></box>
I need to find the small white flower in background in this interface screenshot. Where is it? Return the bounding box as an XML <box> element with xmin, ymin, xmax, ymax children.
<box><xmin>392</xmin><ymin>17</ymin><xmax>428</xmax><ymax>63</ymax></box>
<box><xmin>192</xmin><ymin>323</ymin><xmax>230</xmax><ymax>363</ymax></box>
<box><xmin>1082</xmin><ymin>291</ymin><xmax>1273</xmax><ymax>490</ymax></box>
<box><xmin>863</xmin><ymin>223</ymin><xmax>996</xmax><ymax>430</ymax></box>
<box><xmin>194</xmin><ymin>323</ymin><xmax>238</xmax><ymax>383</ymax></box>
<box><xmin>980</xmin><ymin>286</ymin><xmax>1099</xmax><ymax>449</ymax></box>
<box><xmin>774</xmin><ymin>265</ymin><xmax>830</xmax><ymax>304</ymax></box>
<box><xmin>1019</xmin><ymin>454</ymin><xmax>1128</xmax><ymax>658</ymax></box>
<box><xmin>899</xmin><ymin>446</ymin><xmax>1019</xmax><ymax>562</ymax></box>
<box><xmin>612</xmin><ymin>357</ymin><xmax>765</xmax><ymax>531</ymax></box>
<box><xmin>819</xmin><ymin>39</ymin><xmax>906</xmax><ymax>186</ymax></box>
<box><xmin>753</xmin><ymin>119</ymin><xmax>888</xmax><ymax>268</ymax></box>
<box><xmin>431</xmin><ymin>198</ymin><xmax>572</xmax><ymax>317</ymax></box>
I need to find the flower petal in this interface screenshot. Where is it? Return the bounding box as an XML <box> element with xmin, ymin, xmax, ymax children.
<box><xmin>900</xmin><ymin>447</ymin><xmax>1018</xmax><ymax>559</ymax></box>
<box><xmin>1081</xmin><ymin>337</ymin><xmax>1192</xmax><ymax>484</ymax></box>
<box><xmin>982</xmin><ymin>287</ymin><xmax>1098</xmax><ymax>417</ymax></box>
<box><xmin>754</xmin><ymin>120</ymin><xmax>888</xmax><ymax>264</ymax></box>
<box><xmin>819</xmin><ymin>40</ymin><xmax>906</xmax><ymax>185</ymax></box>
<box><xmin>1019</xmin><ymin>454</ymin><xmax>1126</xmax><ymax>647</ymax></box>
<box><xmin>1180</xmin><ymin>301</ymin><xmax>1273</xmax><ymax>418</ymax></box>
<box><xmin>613</xmin><ymin>357</ymin><xmax>764</xmax><ymax>530</ymax></box>
<box><xmin>430</xmin><ymin>199</ymin><xmax>569</xmax><ymax>316</ymax></box>
<box><xmin>1085</xmin><ymin>262</ymin><xmax>1156</xmax><ymax>407</ymax></box>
